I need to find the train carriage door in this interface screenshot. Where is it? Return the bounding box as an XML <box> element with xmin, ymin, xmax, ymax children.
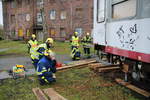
<box><xmin>93</xmin><ymin>0</ymin><xmax>106</xmax><ymax>45</ymax></box>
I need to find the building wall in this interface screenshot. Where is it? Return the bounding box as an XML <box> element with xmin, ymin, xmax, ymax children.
<box><xmin>2</xmin><ymin>0</ymin><xmax>93</xmax><ymax>41</ymax></box>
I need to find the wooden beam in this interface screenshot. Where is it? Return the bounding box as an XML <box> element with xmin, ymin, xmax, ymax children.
<box><xmin>57</xmin><ymin>59</ymin><xmax>97</xmax><ymax>71</ymax></box>
<box><xmin>32</xmin><ymin>88</ymin><xmax>48</xmax><ymax>100</ymax></box>
<box><xmin>95</xmin><ymin>64</ymin><xmax>120</xmax><ymax>71</ymax></box>
<box><xmin>88</xmin><ymin>63</ymin><xmax>103</xmax><ymax>70</ymax></box>
<box><xmin>98</xmin><ymin>67</ymin><xmax>120</xmax><ymax>72</ymax></box>
<box><xmin>115</xmin><ymin>78</ymin><xmax>150</xmax><ymax>98</ymax></box>
<box><xmin>43</xmin><ymin>88</ymin><xmax>68</xmax><ymax>100</ymax></box>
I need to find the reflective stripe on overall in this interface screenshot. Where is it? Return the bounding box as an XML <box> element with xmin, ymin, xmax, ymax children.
<box><xmin>82</xmin><ymin>36</ymin><xmax>92</xmax><ymax>47</ymax></box>
<box><xmin>28</xmin><ymin>40</ymin><xmax>38</xmax><ymax>54</ymax></box>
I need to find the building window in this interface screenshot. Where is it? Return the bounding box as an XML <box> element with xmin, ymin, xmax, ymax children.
<box><xmin>49</xmin><ymin>10</ymin><xmax>56</xmax><ymax>20</ymax></box>
<box><xmin>26</xmin><ymin>0</ymin><xmax>30</xmax><ymax>5</ymax></box>
<box><xmin>75</xmin><ymin>8</ymin><xmax>83</xmax><ymax>18</ymax></box>
<box><xmin>17</xmin><ymin>0</ymin><xmax>22</xmax><ymax>8</ymax></box>
<box><xmin>112</xmin><ymin>0</ymin><xmax>136</xmax><ymax>19</ymax></box>
<box><xmin>37</xmin><ymin>0</ymin><xmax>44</xmax><ymax>7</ymax></box>
<box><xmin>11</xmin><ymin>30</ymin><xmax>16</xmax><ymax>36</ymax></box>
<box><xmin>18</xmin><ymin>14</ymin><xmax>24</xmax><ymax>23</ymax></box>
<box><xmin>60</xmin><ymin>11</ymin><xmax>67</xmax><ymax>20</ymax></box>
<box><xmin>141</xmin><ymin>0</ymin><xmax>150</xmax><ymax>18</ymax></box>
<box><xmin>60</xmin><ymin>28</ymin><xmax>66</xmax><ymax>37</ymax></box>
<box><xmin>49</xmin><ymin>0</ymin><xmax>56</xmax><ymax>3</ymax></box>
<box><xmin>97</xmin><ymin>0</ymin><xmax>105</xmax><ymax>22</ymax></box>
<box><xmin>11</xmin><ymin>15</ymin><xmax>15</xmax><ymax>24</ymax></box>
<box><xmin>37</xmin><ymin>12</ymin><xmax>43</xmax><ymax>24</ymax></box>
<box><xmin>11</xmin><ymin>1</ymin><xmax>16</xmax><ymax>8</ymax></box>
<box><xmin>49</xmin><ymin>28</ymin><xmax>56</xmax><ymax>37</ymax></box>
<box><xmin>75</xmin><ymin>28</ymin><xmax>83</xmax><ymax>37</ymax></box>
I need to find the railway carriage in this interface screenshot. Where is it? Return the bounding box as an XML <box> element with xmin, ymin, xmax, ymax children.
<box><xmin>93</xmin><ymin>0</ymin><xmax>150</xmax><ymax>84</ymax></box>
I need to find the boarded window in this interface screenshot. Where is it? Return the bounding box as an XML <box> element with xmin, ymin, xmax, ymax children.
<box><xmin>97</xmin><ymin>0</ymin><xmax>105</xmax><ymax>22</ymax></box>
<box><xmin>60</xmin><ymin>28</ymin><xmax>66</xmax><ymax>37</ymax></box>
<box><xmin>60</xmin><ymin>11</ymin><xmax>67</xmax><ymax>20</ymax></box>
<box><xmin>112</xmin><ymin>0</ymin><xmax>136</xmax><ymax>19</ymax></box>
<box><xmin>141</xmin><ymin>0</ymin><xmax>150</xmax><ymax>18</ymax></box>
<box><xmin>75</xmin><ymin>8</ymin><xmax>83</xmax><ymax>18</ymax></box>
<box><xmin>11</xmin><ymin>15</ymin><xmax>15</xmax><ymax>23</ymax></box>
<box><xmin>18</xmin><ymin>29</ymin><xmax>23</xmax><ymax>37</ymax></box>
<box><xmin>50</xmin><ymin>10</ymin><xmax>56</xmax><ymax>20</ymax></box>
<box><xmin>49</xmin><ymin>28</ymin><xmax>56</xmax><ymax>37</ymax></box>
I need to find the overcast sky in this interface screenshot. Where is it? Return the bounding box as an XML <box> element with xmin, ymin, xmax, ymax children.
<box><xmin>0</xmin><ymin>1</ymin><xmax>3</xmax><ymax>25</ymax></box>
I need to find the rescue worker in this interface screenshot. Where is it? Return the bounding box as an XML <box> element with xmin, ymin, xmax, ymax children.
<box><xmin>81</xmin><ymin>32</ymin><xmax>92</xmax><ymax>58</ymax></box>
<box><xmin>37</xmin><ymin>38</ymin><xmax>54</xmax><ymax>60</ymax></box>
<box><xmin>37</xmin><ymin>50</ymin><xmax>57</xmax><ymax>85</ymax></box>
<box><xmin>28</xmin><ymin>34</ymin><xmax>39</xmax><ymax>69</ymax></box>
<box><xmin>27</xmin><ymin>34</ymin><xmax>38</xmax><ymax>54</ymax></box>
<box><xmin>70</xmin><ymin>32</ymin><xmax>80</xmax><ymax>60</ymax></box>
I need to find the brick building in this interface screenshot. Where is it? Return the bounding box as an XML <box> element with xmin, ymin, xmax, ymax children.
<box><xmin>2</xmin><ymin>0</ymin><xmax>93</xmax><ymax>41</ymax></box>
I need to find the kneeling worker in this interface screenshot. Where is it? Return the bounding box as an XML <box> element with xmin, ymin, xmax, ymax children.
<box><xmin>37</xmin><ymin>38</ymin><xmax>54</xmax><ymax>59</ymax></box>
<box><xmin>37</xmin><ymin>50</ymin><xmax>56</xmax><ymax>85</ymax></box>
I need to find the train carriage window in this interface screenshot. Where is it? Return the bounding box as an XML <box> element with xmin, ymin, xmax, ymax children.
<box><xmin>112</xmin><ymin>0</ymin><xmax>136</xmax><ymax>19</ymax></box>
<box><xmin>141</xmin><ymin>0</ymin><xmax>150</xmax><ymax>18</ymax></box>
<box><xmin>97</xmin><ymin>0</ymin><xmax>105</xmax><ymax>22</ymax></box>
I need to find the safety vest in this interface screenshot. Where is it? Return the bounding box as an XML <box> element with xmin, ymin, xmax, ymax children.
<box><xmin>71</xmin><ymin>36</ymin><xmax>79</xmax><ymax>46</ymax></box>
<box><xmin>82</xmin><ymin>36</ymin><xmax>92</xmax><ymax>48</ymax></box>
<box><xmin>28</xmin><ymin>40</ymin><xmax>38</xmax><ymax>54</ymax></box>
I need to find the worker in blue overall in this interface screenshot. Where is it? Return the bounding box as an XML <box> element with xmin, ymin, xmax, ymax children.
<box><xmin>37</xmin><ymin>50</ymin><xmax>57</xmax><ymax>85</ymax></box>
<box><xmin>37</xmin><ymin>38</ymin><xmax>54</xmax><ymax>60</ymax></box>
<box><xmin>30</xmin><ymin>38</ymin><xmax>54</xmax><ymax>69</ymax></box>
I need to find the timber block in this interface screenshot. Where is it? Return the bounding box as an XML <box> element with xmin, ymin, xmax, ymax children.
<box><xmin>43</xmin><ymin>88</ymin><xmax>68</xmax><ymax>100</ymax></box>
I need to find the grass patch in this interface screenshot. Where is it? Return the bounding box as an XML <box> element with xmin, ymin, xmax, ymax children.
<box><xmin>0</xmin><ymin>40</ymin><xmax>95</xmax><ymax>56</ymax></box>
<box><xmin>0</xmin><ymin>68</ymin><xmax>144</xmax><ymax>100</ymax></box>
<box><xmin>0</xmin><ymin>40</ymin><xmax>29</xmax><ymax>56</ymax></box>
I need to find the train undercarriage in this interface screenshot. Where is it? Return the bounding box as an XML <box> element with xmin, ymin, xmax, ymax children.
<box><xmin>95</xmin><ymin>44</ymin><xmax>150</xmax><ymax>91</ymax></box>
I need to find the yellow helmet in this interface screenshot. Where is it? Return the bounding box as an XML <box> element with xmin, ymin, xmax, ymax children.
<box><xmin>32</xmin><ymin>34</ymin><xmax>36</xmax><ymax>38</ymax></box>
<box><xmin>46</xmin><ymin>38</ymin><xmax>53</xmax><ymax>44</ymax></box>
<box><xmin>74</xmin><ymin>32</ymin><xmax>78</xmax><ymax>35</ymax></box>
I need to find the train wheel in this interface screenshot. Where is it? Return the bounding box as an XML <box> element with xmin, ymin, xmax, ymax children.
<box><xmin>131</xmin><ymin>62</ymin><xmax>142</xmax><ymax>81</ymax></box>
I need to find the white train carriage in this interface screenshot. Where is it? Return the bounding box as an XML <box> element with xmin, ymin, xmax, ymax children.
<box><xmin>93</xmin><ymin>0</ymin><xmax>150</xmax><ymax>82</ymax></box>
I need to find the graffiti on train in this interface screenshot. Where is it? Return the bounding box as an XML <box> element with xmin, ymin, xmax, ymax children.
<box><xmin>116</xmin><ymin>24</ymin><xmax>139</xmax><ymax>50</ymax></box>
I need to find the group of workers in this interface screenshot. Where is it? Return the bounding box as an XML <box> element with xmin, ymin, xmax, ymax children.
<box><xmin>27</xmin><ymin>31</ymin><xmax>92</xmax><ymax>85</ymax></box>
<box><xmin>71</xmin><ymin>32</ymin><xmax>92</xmax><ymax>60</ymax></box>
